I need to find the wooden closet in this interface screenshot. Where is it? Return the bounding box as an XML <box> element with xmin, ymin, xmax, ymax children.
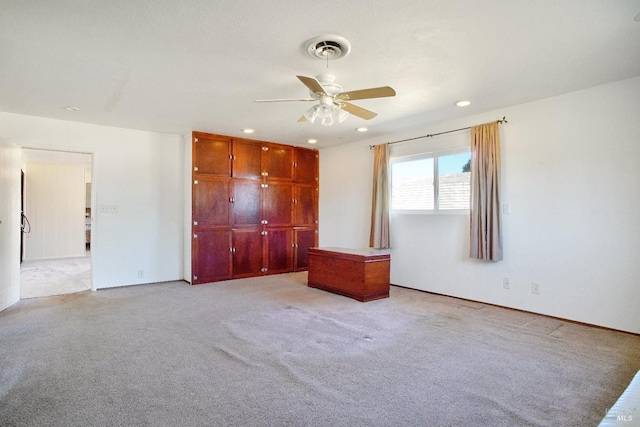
<box><xmin>191</xmin><ymin>132</ymin><xmax>319</xmax><ymax>284</ymax></box>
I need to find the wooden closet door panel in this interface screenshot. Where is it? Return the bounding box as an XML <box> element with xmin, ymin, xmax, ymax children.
<box><xmin>294</xmin><ymin>227</ymin><xmax>318</xmax><ymax>271</ymax></box>
<box><xmin>294</xmin><ymin>184</ymin><xmax>317</xmax><ymax>226</ymax></box>
<box><xmin>193</xmin><ymin>177</ymin><xmax>231</xmax><ymax>227</ymax></box>
<box><xmin>263</xmin><ymin>144</ymin><xmax>293</xmax><ymax>181</ymax></box>
<box><xmin>232</xmin><ymin>228</ymin><xmax>264</xmax><ymax>278</ymax></box>
<box><xmin>294</xmin><ymin>147</ymin><xmax>319</xmax><ymax>183</ymax></box>
<box><xmin>193</xmin><ymin>133</ymin><xmax>231</xmax><ymax>176</ymax></box>
<box><xmin>265</xmin><ymin>228</ymin><xmax>293</xmax><ymax>274</ymax></box>
<box><xmin>263</xmin><ymin>182</ymin><xmax>293</xmax><ymax>227</ymax></box>
<box><xmin>232</xmin><ymin>139</ymin><xmax>262</xmax><ymax>179</ymax></box>
<box><xmin>232</xmin><ymin>180</ymin><xmax>262</xmax><ymax>227</ymax></box>
<box><xmin>192</xmin><ymin>229</ymin><xmax>232</xmax><ymax>283</ymax></box>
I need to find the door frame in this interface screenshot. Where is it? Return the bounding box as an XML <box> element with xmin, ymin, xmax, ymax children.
<box><xmin>19</xmin><ymin>146</ymin><xmax>97</xmax><ymax>293</ymax></box>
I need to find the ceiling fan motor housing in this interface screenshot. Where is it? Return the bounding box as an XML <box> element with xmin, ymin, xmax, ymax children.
<box><xmin>308</xmin><ymin>74</ymin><xmax>343</xmax><ymax>98</ymax></box>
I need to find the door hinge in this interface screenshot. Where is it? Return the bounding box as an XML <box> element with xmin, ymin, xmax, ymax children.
<box><xmin>193</xmin><ymin>221</ymin><xmax>198</xmax><ymax>226</ymax></box>
<box><xmin>194</xmin><ymin>137</ymin><xmax>199</xmax><ymax>143</ymax></box>
<box><xmin>193</xmin><ymin>233</ymin><xmax>198</xmax><ymax>238</ymax></box>
<box><xmin>194</xmin><ymin>166</ymin><xmax>198</xmax><ymax>172</ymax></box>
<box><xmin>194</xmin><ymin>275</ymin><xmax>198</xmax><ymax>280</ymax></box>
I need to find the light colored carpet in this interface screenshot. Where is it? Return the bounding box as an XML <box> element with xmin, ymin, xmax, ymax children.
<box><xmin>1</xmin><ymin>272</ymin><xmax>639</xmax><ymax>426</ymax></box>
<box><xmin>20</xmin><ymin>255</ymin><xmax>91</xmax><ymax>299</ymax></box>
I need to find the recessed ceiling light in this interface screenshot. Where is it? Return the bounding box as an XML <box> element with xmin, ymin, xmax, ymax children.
<box><xmin>242</xmin><ymin>128</ymin><xmax>255</xmax><ymax>134</ymax></box>
<box><xmin>307</xmin><ymin>139</ymin><xmax>317</xmax><ymax>144</ymax></box>
<box><xmin>456</xmin><ymin>100</ymin><xmax>471</xmax><ymax>107</ymax></box>
<box><xmin>356</xmin><ymin>127</ymin><xmax>368</xmax><ymax>132</ymax></box>
<box><xmin>65</xmin><ymin>106</ymin><xmax>80</xmax><ymax>111</ymax></box>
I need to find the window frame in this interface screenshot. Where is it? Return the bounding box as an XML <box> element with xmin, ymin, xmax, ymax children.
<box><xmin>390</xmin><ymin>147</ymin><xmax>471</xmax><ymax>215</ymax></box>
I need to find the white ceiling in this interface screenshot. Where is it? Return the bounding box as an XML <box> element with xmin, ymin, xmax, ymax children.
<box><xmin>1</xmin><ymin>1</ymin><xmax>639</xmax><ymax>148</ymax></box>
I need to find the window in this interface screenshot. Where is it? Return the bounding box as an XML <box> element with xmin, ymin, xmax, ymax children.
<box><xmin>391</xmin><ymin>149</ymin><xmax>471</xmax><ymax>212</ymax></box>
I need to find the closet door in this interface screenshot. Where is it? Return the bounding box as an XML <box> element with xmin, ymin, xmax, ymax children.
<box><xmin>263</xmin><ymin>182</ymin><xmax>293</xmax><ymax>227</ymax></box>
<box><xmin>294</xmin><ymin>147</ymin><xmax>318</xmax><ymax>183</ymax></box>
<box><xmin>232</xmin><ymin>139</ymin><xmax>262</xmax><ymax>179</ymax></box>
<box><xmin>265</xmin><ymin>228</ymin><xmax>293</xmax><ymax>274</ymax></box>
<box><xmin>193</xmin><ymin>133</ymin><xmax>231</xmax><ymax>176</ymax></box>
<box><xmin>232</xmin><ymin>228</ymin><xmax>264</xmax><ymax>278</ymax></box>
<box><xmin>263</xmin><ymin>144</ymin><xmax>293</xmax><ymax>181</ymax></box>
<box><xmin>232</xmin><ymin>179</ymin><xmax>262</xmax><ymax>227</ymax></box>
<box><xmin>293</xmin><ymin>184</ymin><xmax>317</xmax><ymax>226</ymax></box>
<box><xmin>193</xmin><ymin>176</ymin><xmax>232</xmax><ymax>228</ymax></box>
<box><xmin>293</xmin><ymin>227</ymin><xmax>317</xmax><ymax>271</ymax></box>
<box><xmin>192</xmin><ymin>229</ymin><xmax>232</xmax><ymax>284</ymax></box>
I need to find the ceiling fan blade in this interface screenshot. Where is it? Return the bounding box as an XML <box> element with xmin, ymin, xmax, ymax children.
<box><xmin>297</xmin><ymin>75</ymin><xmax>328</xmax><ymax>97</ymax></box>
<box><xmin>254</xmin><ymin>98</ymin><xmax>316</xmax><ymax>103</ymax></box>
<box><xmin>337</xmin><ymin>86</ymin><xmax>396</xmax><ymax>101</ymax></box>
<box><xmin>341</xmin><ymin>102</ymin><xmax>377</xmax><ymax>120</ymax></box>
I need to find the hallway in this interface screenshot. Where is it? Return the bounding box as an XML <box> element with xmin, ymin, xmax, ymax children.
<box><xmin>20</xmin><ymin>255</ymin><xmax>91</xmax><ymax>299</ymax></box>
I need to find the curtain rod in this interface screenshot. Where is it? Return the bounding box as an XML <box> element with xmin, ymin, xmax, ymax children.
<box><xmin>369</xmin><ymin>116</ymin><xmax>508</xmax><ymax>149</ymax></box>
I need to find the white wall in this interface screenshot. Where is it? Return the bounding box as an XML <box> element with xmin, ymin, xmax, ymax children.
<box><xmin>0</xmin><ymin>138</ymin><xmax>21</xmax><ymax>312</ymax></box>
<box><xmin>319</xmin><ymin>76</ymin><xmax>640</xmax><ymax>334</ymax></box>
<box><xmin>0</xmin><ymin>112</ymin><xmax>184</xmax><ymax>290</ymax></box>
<box><xmin>23</xmin><ymin>162</ymin><xmax>87</xmax><ymax>260</ymax></box>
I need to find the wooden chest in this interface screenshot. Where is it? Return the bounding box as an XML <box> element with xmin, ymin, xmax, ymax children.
<box><xmin>307</xmin><ymin>247</ymin><xmax>391</xmax><ymax>302</ymax></box>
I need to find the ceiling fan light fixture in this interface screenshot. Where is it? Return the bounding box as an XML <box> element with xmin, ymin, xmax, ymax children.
<box><xmin>456</xmin><ymin>100</ymin><xmax>471</xmax><ymax>107</ymax></box>
<box><xmin>304</xmin><ymin>105</ymin><xmax>319</xmax><ymax>123</ymax></box>
<box><xmin>317</xmin><ymin>103</ymin><xmax>332</xmax><ymax>119</ymax></box>
<box><xmin>336</xmin><ymin>107</ymin><xmax>349</xmax><ymax>123</ymax></box>
<box><xmin>321</xmin><ymin>114</ymin><xmax>334</xmax><ymax>127</ymax></box>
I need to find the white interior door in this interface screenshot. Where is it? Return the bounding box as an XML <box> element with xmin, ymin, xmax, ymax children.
<box><xmin>0</xmin><ymin>139</ymin><xmax>21</xmax><ymax>312</ymax></box>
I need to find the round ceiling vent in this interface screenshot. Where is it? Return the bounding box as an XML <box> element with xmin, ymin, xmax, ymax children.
<box><xmin>305</xmin><ymin>35</ymin><xmax>351</xmax><ymax>61</ymax></box>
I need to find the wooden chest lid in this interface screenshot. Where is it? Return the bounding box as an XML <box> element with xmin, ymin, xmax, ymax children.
<box><xmin>308</xmin><ymin>247</ymin><xmax>390</xmax><ymax>262</ymax></box>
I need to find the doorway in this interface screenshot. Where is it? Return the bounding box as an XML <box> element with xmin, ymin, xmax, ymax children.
<box><xmin>20</xmin><ymin>148</ymin><xmax>93</xmax><ymax>299</ymax></box>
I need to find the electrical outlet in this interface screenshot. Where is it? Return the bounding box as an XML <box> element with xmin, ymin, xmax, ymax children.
<box><xmin>137</xmin><ymin>269</ymin><xmax>144</xmax><ymax>278</ymax></box>
<box><xmin>531</xmin><ymin>282</ymin><xmax>541</xmax><ymax>294</ymax></box>
<box><xmin>503</xmin><ymin>277</ymin><xmax>510</xmax><ymax>289</ymax></box>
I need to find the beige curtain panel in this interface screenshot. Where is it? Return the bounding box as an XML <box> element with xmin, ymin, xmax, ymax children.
<box><xmin>369</xmin><ymin>143</ymin><xmax>391</xmax><ymax>249</ymax></box>
<box><xmin>470</xmin><ymin>122</ymin><xmax>503</xmax><ymax>261</ymax></box>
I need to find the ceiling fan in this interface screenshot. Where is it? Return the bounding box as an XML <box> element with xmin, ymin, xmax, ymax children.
<box><xmin>254</xmin><ymin>74</ymin><xmax>396</xmax><ymax>126</ymax></box>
